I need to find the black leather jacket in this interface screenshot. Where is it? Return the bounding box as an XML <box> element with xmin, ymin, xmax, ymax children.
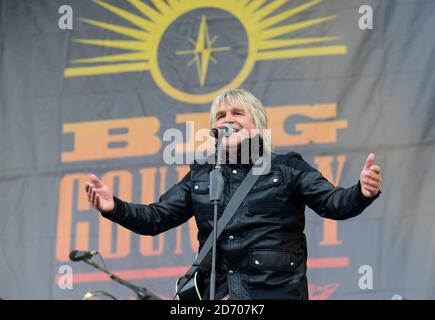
<box><xmin>103</xmin><ymin>152</ymin><xmax>378</xmax><ymax>300</ymax></box>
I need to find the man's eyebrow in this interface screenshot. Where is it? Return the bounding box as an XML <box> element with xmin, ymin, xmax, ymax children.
<box><xmin>232</xmin><ymin>106</ymin><xmax>245</xmax><ymax>113</ymax></box>
<box><xmin>216</xmin><ymin>106</ymin><xmax>245</xmax><ymax>117</ymax></box>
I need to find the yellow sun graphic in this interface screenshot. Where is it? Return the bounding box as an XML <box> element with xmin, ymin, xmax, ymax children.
<box><xmin>64</xmin><ymin>0</ymin><xmax>347</xmax><ymax>104</ymax></box>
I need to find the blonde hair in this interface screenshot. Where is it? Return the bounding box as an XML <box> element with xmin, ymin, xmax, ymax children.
<box><xmin>209</xmin><ymin>88</ymin><xmax>272</xmax><ymax>154</ymax></box>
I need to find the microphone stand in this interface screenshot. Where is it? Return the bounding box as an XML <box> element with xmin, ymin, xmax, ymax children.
<box><xmin>82</xmin><ymin>258</ymin><xmax>160</xmax><ymax>300</ymax></box>
<box><xmin>208</xmin><ymin>138</ymin><xmax>225</xmax><ymax>300</ymax></box>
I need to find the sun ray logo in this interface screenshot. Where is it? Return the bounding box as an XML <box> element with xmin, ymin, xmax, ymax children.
<box><xmin>64</xmin><ymin>0</ymin><xmax>347</xmax><ymax>104</ymax></box>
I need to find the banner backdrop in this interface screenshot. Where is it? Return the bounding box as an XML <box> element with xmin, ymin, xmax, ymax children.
<box><xmin>1</xmin><ymin>0</ymin><xmax>434</xmax><ymax>300</ymax></box>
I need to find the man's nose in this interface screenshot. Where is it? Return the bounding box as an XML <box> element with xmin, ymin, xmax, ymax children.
<box><xmin>224</xmin><ymin>113</ymin><xmax>235</xmax><ymax>123</ymax></box>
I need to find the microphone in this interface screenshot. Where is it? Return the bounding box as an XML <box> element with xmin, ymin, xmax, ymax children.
<box><xmin>210</xmin><ymin>123</ymin><xmax>233</xmax><ymax>139</ymax></box>
<box><xmin>69</xmin><ymin>250</ymin><xmax>98</xmax><ymax>262</ymax></box>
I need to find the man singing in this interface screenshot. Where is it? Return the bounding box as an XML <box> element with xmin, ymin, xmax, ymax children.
<box><xmin>85</xmin><ymin>88</ymin><xmax>382</xmax><ymax>300</ymax></box>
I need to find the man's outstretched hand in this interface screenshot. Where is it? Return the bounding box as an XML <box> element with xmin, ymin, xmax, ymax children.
<box><xmin>85</xmin><ymin>174</ymin><xmax>115</xmax><ymax>213</ymax></box>
<box><xmin>359</xmin><ymin>153</ymin><xmax>382</xmax><ymax>198</ymax></box>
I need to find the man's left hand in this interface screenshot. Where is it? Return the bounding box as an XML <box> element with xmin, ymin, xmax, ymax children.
<box><xmin>359</xmin><ymin>153</ymin><xmax>382</xmax><ymax>198</ymax></box>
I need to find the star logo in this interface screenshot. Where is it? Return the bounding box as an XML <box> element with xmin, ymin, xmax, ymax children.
<box><xmin>176</xmin><ymin>15</ymin><xmax>230</xmax><ymax>87</ymax></box>
<box><xmin>64</xmin><ymin>0</ymin><xmax>347</xmax><ymax>104</ymax></box>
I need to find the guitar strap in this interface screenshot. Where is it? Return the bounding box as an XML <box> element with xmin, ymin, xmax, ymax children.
<box><xmin>174</xmin><ymin>155</ymin><xmax>272</xmax><ymax>298</ymax></box>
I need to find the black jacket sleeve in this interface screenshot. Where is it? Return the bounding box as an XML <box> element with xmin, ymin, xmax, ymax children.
<box><xmin>290</xmin><ymin>152</ymin><xmax>380</xmax><ymax>220</ymax></box>
<box><xmin>100</xmin><ymin>172</ymin><xmax>193</xmax><ymax>235</ymax></box>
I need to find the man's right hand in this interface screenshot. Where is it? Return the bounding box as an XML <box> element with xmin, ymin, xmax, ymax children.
<box><xmin>85</xmin><ymin>174</ymin><xmax>115</xmax><ymax>213</ymax></box>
